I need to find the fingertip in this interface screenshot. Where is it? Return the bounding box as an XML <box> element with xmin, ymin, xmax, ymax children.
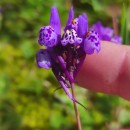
<box><xmin>76</xmin><ymin>41</ymin><xmax>130</xmax><ymax>99</ymax></box>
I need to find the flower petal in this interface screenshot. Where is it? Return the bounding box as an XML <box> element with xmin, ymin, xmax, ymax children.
<box><xmin>84</xmin><ymin>30</ymin><xmax>100</xmax><ymax>54</ymax></box>
<box><xmin>81</xmin><ymin>13</ymin><xmax>88</xmax><ymax>19</ymax></box>
<box><xmin>64</xmin><ymin>7</ymin><xmax>74</xmax><ymax>31</ymax></box>
<box><xmin>57</xmin><ymin>55</ymin><xmax>75</xmax><ymax>82</ymax></box>
<box><xmin>91</xmin><ymin>22</ymin><xmax>114</xmax><ymax>41</ymax></box>
<box><xmin>104</xmin><ymin>27</ymin><xmax>113</xmax><ymax>38</ymax></box>
<box><xmin>61</xmin><ymin>29</ymin><xmax>83</xmax><ymax>46</ymax></box>
<box><xmin>36</xmin><ymin>49</ymin><xmax>51</xmax><ymax>69</ymax></box>
<box><xmin>111</xmin><ymin>36</ymin><xmax>122</xmax><ymax>44</ymax></box>
<box><xmin>50</xmin><ymin>6</ymin><xmax>61</xmax><ymax>35</ymax></box>
<box><xmin>78</xmin><ymin>14</ymin><xmax>88</xmax><ymax>37</ymax></box>
<box><xmin>38</xmin><ymin>26</ymin><xmax>58</xmax><ymax>47</ymax></box>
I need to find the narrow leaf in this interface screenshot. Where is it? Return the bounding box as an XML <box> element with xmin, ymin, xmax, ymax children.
<box><xmin>120</xmin><ymin>2</ymin><xmax>128</xmax><ymax>44</ymax></box>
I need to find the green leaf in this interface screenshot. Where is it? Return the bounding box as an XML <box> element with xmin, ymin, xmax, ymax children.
<box><xmin>91</xmin><ymin>0</ymin><xmax>103</xmax><ymax>11</ymax></box>
<box><xmin>120</xmin><ymin>2</ymin><xmax>128</xmax><ymax>44</ymax></box>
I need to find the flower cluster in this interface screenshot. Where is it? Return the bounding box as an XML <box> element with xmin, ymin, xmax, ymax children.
<box><xmin>91</xmin><ymin>22</ymin><xmax>122</xmax><ymax>44</ymax></box>
<box><xmin>36</xmin><ymin>6</ymin><xmax>100</xmax><ymax>108</ymax></box>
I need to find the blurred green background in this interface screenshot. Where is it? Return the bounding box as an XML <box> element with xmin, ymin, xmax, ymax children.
<box><xmin>0</xmin><ymin>0</ymin><xmax>130</xmax><ymax>130</ymax></box>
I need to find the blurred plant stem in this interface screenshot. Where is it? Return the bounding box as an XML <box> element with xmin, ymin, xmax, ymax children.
<box><xmin>112</xmin><ymin>16</ymin><xmax>119</xmax><ymax>36</ymax></box>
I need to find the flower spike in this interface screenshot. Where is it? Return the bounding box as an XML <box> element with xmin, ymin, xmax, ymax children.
<box><xmin>36</xmin><ymin>6</ymin><xmax>101</xmax><ymax>112</ymax></box>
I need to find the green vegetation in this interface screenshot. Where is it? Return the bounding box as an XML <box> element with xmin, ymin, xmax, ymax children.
<box><xmin>0</xmin><ymin>0</ymin><xmax>130</xmax><ymax>130</ymax></box>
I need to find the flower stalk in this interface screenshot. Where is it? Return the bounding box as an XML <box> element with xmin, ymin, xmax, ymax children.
<box><xmin>70</xmin><ymin>71</ymin><xmax>82</xmax><ymax>130</ymax></box>
<box><xmin>71</xmin><ymin>82</ymin><xmax>82</xmax><ymax>130</ymax></box>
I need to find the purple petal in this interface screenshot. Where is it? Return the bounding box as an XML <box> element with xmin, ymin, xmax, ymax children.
<box><xmin>84</xmin><ymin>30</ymin><xmax>100</xmax><ymax>54</ymax></box>
<box><xmin>78</xmin><ymin>14</ymin><xmax>88</xmax><ymax>37</ymax></box>
<box><xmin>91</xmin><ymin>22</ymin><xmax>102</xmax><ymax>39</ymax></box>
<box><xmin>59</xmin><ymin>80</ymin><xmax>74</xmax><ymax>100</ymax></box>
<box><xmin>92</xmin><ymin>22</ymin><xmax>122</xmax><ymax>44</ymax></box>
<box><xmin>36</xmin><ymin>49</ymin><xmax>51</xmax><ymax>69</ymax></box>
<box><xmin>75</xmin><ymin>37</ymin><xmax>83</xmax><ymax>45</ymax></box>
<box><xmin>56</xmin><ymin>56</ymin><xmax>75</xmax><ymax>82</ymax></box>
<box><xmin>91</xmin><ymin>22</ymin><xmax>114</xmax><ymax>41</ymax></box>
<box><xmin>50</xmin><ymin>6</ymin><xmax>61</xmax><ymax>35</ymax></box>
<box><xmin>81</xmin><ymin>13</ymin><xmax>88</xmax><ymax>19</ymax></box>
<box><xmin>104</xmin><ymin>27</ymin><xmax>113</xmax><ymax>38</ymax></box>
<box><xmin>102</xmin><ymin>35</ymin><xmax>111</xmax><ymax>41</ymax></box>
<box><xmin>64</xmin><ymin>7</ymin><xmax>74</xmax><ymax>31</ymax></box>
<box><xmin>111</xmin><ymin>36</ymin><xmax>122</xmax><ymax>44</ymax></box>
<box><xmin>38</xmin><ymin>26</ymin><xmax>58</xmax><ymax>47</ymax></box>
<box><xmin>61</xmin><ymin>29</ymin><xmax>83</xmax><ymax>46</ymax></box>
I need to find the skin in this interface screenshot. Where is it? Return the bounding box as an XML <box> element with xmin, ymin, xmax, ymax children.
<box><xmin>76</xmin><ymin>41</ymin><xmax>130</xmax><ymax>101</ymax></box>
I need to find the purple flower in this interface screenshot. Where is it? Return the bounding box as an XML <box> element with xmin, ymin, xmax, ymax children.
<box><xmin>111</xmin><ymin>36</ymin><xmax>122</xmax><ymax>44</ymax></box>
<box><xmin>91</xmin><ymin>21</ymin><xmax>122</xmax><ymax>44</ymax></box>
<box><xmin>36</xmin><ymin>49</ymin><xmax>52</xmax><ymax>69</ymax></box>
<box><xmin>84</xmin><ymin>31</ymin><xmax>100</xmax><ymax>54</ymax></box>
<box><xmin>38</xmin><ymin>7</ymin><xmax>61</xmax><ymax>47</ymax></box>
<box><xmin>36</xmin><ymin>6</ymin><xmax>100</xmax><ymax>108</ymax></box>
<box><xmin>38</xmin><ymin>26</ymin><xmax>58</xmax><ymax>47</ymax></box>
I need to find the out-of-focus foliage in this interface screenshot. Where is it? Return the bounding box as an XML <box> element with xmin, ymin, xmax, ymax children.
<box><xmin>0</xmin><ymin>0</ymin><xmax>130</xmax><ymax>130</ymax></box>
<box><xmin>121</xmin><ymin>3</ymin><xmax>128</xmax><ymax>44</ymax></box>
